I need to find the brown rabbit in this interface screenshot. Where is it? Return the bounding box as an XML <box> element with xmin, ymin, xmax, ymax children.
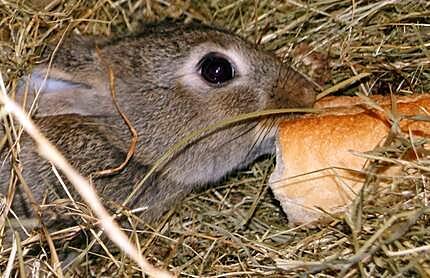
<box><xmin>1</xmin><ymin>21</ymin><xmax>317</xmax><ymax>235</ymax></box>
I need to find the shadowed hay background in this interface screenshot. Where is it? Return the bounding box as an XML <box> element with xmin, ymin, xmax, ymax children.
<box><xmin>0</xmin><ymin>0</ymin><xmax>430</xmax><ymax>276</ymax></box>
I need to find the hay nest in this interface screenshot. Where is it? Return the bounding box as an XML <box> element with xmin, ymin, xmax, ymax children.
<box><xmin>1</xmin><ymin>0</ymin><xmax>429</xmax><ymax>276</ymax></box>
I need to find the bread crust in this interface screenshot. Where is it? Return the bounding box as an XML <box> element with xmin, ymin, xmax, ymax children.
<box><xmin>270</xmin><ymin>94</ymin><xmax>430</xmax><ymax>225</ymax></box>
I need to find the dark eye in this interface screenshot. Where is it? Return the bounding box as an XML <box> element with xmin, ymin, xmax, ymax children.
<box><xmin>198</xmin><ymin>53</ymin><xmax>235</xmax><ymax>85</ymax></box>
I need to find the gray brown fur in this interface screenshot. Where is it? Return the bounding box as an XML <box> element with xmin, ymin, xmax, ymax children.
<box><xmin>1</xmin><ymin>22</ymin><xmax>317</xmax><ymax>232</ymax></box>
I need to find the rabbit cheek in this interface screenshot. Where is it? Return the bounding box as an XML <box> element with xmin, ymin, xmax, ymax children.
<box><xmin>208</xmin><ymin>87</ymin><xmax>261</xmax><ymax>117</ymax></box>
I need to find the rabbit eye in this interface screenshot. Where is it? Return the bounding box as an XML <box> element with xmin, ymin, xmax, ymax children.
<box><xmin>198</xmin><ymin>52</ymin><xmax>235</xmax><ymax>85</ymax></box>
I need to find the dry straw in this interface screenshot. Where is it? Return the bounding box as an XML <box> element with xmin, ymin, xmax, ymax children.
<box><xmin>1</xmin><ymin>0</ymin><xmax>430</xmax><ymax>276</ymax></box>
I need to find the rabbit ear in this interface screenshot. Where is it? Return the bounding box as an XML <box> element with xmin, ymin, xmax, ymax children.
<box><xmin>17</xmin><ymin>67</ymin><xmax>115</xmax><ymax>117</ymax></box>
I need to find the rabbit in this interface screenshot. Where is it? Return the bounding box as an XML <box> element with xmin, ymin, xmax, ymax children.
<box><xmin>0</xmin><ymin>21</ymin><xmax>318</xmax><ymax>237</ymax></box>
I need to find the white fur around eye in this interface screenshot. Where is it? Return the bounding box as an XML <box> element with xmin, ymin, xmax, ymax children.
<box><xmin>176</xmin><ymin>43</ymin><xmax>251</xmax><ymax>93</ymax></box>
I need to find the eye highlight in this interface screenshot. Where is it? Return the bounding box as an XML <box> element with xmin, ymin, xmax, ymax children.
<box><xmin>198</xmin><ymin>52</ymin><xmax>236</xmax><ymax>86</ymax></box>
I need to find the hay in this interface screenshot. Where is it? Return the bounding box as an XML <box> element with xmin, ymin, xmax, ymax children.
<box><xmin>1</xmin><ymin>0</ymin><xmax>430</xmax><ymax>276</ymax></box>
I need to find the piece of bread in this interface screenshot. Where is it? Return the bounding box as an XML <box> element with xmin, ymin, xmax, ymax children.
<box><xmin>269</xmin><ymin>94</ymin><xmax>430</xmax><ymax>225</ymax></box>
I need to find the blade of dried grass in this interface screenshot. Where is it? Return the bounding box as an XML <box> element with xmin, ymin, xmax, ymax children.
<box><xmin>14</xmin><ymin>231</ymin><xmax>26</xmax><ymax>278</ymax></box>
<box><xmin>316</xmin><ymin>72</ymin><xmax>372</xmax><ymax>100</ymax></box>
<box><xmin>123</xmin><ymin>107</ymin><xmax>318</xmax><ymax>207</ymax></box>
<box><xmin>1</xmin><ymin>235</ymin><xmax>16</xmax><ymax>278</ymax></box>
<box><xmin>386</xmin><ymin>244</ymin><xmax>430</xmax><ymax>256</ymax></box>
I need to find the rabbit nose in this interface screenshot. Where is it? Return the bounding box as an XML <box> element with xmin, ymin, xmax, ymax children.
<box><xmin>274</xmin><ymin>67</ymin><xmax>317</xmax><ymax>108</ymax></box>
